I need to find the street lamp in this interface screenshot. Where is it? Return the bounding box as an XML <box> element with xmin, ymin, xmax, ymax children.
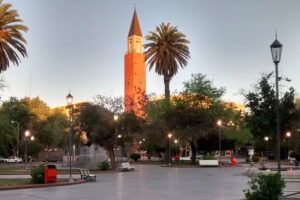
<box><xmin>270</xmin><ymin>34</ymin><xmax>283</xmax><ymax>173</ymax></box>
<box><xmin>174</xmin><ymin>139</ymin><xmax>178</xmax><ymax>156</ymax></box>
<box><xmin>286</xmin><ymin>131</ymin><xmax>291</xmax><ymax>156</ymax></box>
<box><xmin>168</xmin><ymin>133</ymin><xmax>172</xmax><ymax>165</ymax></box>
<box><xmin>11</xmin><ymin>120</ymin><xmax>19</xmax><ymax>165</ymax></box>
<box><xmin>216</xmin><ymin>119</ymin><xmax>222</xmax><ymax>163</ymax></box>
<box><xmin>66</xmin><ymin>92</ymin><xmax>73</xmax><ymax>182</ymax></box>
<box><xmin>264</xmin><ymin>136</ymin><xmax>269</xmax><ymax>159</ymax></box>
<box><xmin>114</xmin><ymin>114</ymin><xmax>119</xmax><ymax>168</ymax></box>
<box><xmin>24</xmin><ymin>130</ymin><xmax>32</xmax><ymax>169</ymax></box>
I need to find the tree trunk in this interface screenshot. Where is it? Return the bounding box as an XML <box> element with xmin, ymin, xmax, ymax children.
<box><xmin>190</xmin><ymin>141</ymin><xmax>197</xmax><ymax>164</ymax></box>
<box><xmin>164</xmin><ymin>75</ymin><xmax>171</xmax><ymax>101</ymax></box>
<box><xmin>106</xmin><ymin>144</ymin><xmax>116</xmax><ymax>170</ymax></box>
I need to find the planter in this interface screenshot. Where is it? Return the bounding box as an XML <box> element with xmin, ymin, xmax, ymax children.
<box><xmin>199</xmin><ymin>160</ymin><xmax>219</xmax><ymax>167</ymax></box>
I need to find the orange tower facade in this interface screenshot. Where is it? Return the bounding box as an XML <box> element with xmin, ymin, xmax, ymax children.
<box><xmin>124</xmin><ymin>10</ymin><xmax>146</xmax><ymax>118</ymax></box>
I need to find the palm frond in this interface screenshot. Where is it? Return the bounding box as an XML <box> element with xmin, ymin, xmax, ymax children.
<box><xmin>0</xmin><ymin>1</ymin><xmax>28</xmax><ymax>73</ymax></box>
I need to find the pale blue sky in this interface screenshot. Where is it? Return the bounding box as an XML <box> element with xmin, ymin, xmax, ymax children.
<box><xmin>1</xmin><ymin>0</ymin><xmax>300</xmax><ymax>107</ymax></box>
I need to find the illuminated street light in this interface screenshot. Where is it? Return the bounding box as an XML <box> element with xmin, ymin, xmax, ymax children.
<box><xmin>24</xmin><ymin>130</ymin><xmax>31</xmax><ymax>169</ymax></box>
<box><xmin>66</xmin><ymin>92</ymin><xmax>74</xmax><ymax>182</ymax></box>
<box><xmin>216</xmin><ymin>119</ymin><xmax>222</xmax><ymax>164</ymax></box>
<box><xmin>286</xmin><ymin>131</ymin><xmax>292</xmax><ymax>155</ymax></box>
<box><xmin>167</xmin><ymin>133</ymin><xmax>172</xmax><ymax>165</ymax></box>
<box><xmin>264</xmin><ymin>136</ymin><xmax>269</xmax><ymax>159</ymax></box>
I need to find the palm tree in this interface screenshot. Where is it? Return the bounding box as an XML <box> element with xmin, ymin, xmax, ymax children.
<box><xmin>144</xmin><ymin>23</ymin><xmax>190</xmax><ymax>101</ymax></box>
<box><xmin>0</xmin><ymin>0</ymin><xmax>28</xmax><ymax>73</ymax></box>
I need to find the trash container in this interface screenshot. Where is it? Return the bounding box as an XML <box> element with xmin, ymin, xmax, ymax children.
<box><xmin>295</xmin><ymin>160</ymin><xmax>299</xmax><ymax>167</ymax></box>
<box><xmin>175</xmin><ymin>155</ymin><xmax>180</xmax><ymax>161</ymax></box>
<box><xmin>45</xmin><ymin>165</ymin><xmax>57</xmax><ymax>183</ymax></box>
<box><xmin>230</xmin><ymin>157</ymin><xmax>237</xmax><ymax>166</ymax></box>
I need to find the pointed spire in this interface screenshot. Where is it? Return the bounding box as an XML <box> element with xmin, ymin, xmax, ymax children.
<box><xmin>128</xmin><ymin>9</ymin><xmax>142</xmax><ymax>37</ymax></box>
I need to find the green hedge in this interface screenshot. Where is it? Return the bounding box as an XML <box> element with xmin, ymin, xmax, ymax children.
<box><xmin>30</xmin><ymin>164</ymin><xmax>45</xmax><ymax>184</ymax></box>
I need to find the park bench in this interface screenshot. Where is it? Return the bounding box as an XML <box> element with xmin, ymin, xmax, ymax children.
<box><xmin>80</xmin><ymin>169</ymin><xmax>97</xmax><ymax>182</ymax></box>
<box><xmin>120</xmin><ymin>162</ymin><xmax>135</xmax><ymax>171</ymax></box>
<box><xmin>199</xmin><ymin>160</ymin><xmax>219</xmax><ymax>167</ymax></box>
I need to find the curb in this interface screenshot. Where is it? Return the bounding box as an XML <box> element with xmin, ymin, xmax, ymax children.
<box><xmin>0</xmin><ymin>179</ymin><xmax>86</xmax><ymax>191</ymax></box>
<box><xmin>0</xmin><ymin>170</ymin><xmax>121</xmax><ymax>175</ymax></box>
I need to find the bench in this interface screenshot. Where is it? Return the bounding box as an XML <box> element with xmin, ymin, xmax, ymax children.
<box><xmin>199</xmin><ymin>160</ymin><xmax>219</xmax><ymax>167</ymax></box>
<box><xmin>120</xmin><ymin>162</ymin><xmax>134</xmax><ymax>171</ymax></box>
<box><xmin>80</xmin><ymin>169</ymin><xmax>96</xmax><ymax>182</ymax></box>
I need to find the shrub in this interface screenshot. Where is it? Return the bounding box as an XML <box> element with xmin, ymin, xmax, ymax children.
<box><xmin>246</xmin><ymin>158</ymin><xmax>251</xmax><ymax>163</ymax></box>
<box><xmin>252</xmin><ymin>156</ymin><xmax>260</xmax><ymax>162</ymax></box>
<box><xmin>130</xmin><ymin>153</ymin><xmax>141</xmax><ymax>162</ymax></box>
<box><xmin>203</xmin><ymin>154</ymin><xmax>215</xmax><ymax>160</ymax></box>
<box><xmin>244</xmin><ymin>173</ymin><xmax>285</xmax><ymax>200</ymax></box>
<box><xmin>30</xmin><ymin>164</ymin><xmax>45</xmax><ymax>184</ymax></box>
<box><xmin>97</xmin><ymin>160</ymin><xmax>110</xmax><ymax>171</ymax></box>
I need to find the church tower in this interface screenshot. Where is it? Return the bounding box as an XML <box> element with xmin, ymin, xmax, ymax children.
<box><xmin>124</xmin><ymin>9</ymin><xmax>146</xmax><ymax>118</ymax></box>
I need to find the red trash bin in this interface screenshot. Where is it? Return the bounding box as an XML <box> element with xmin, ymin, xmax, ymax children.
<box><xmin>230</xmin><ymin>157</ymin><xmax>237</xmax><ymax>166</ymax></box>
<box><xmin>45</xmin><ymin>165</ymin><xmax>57</xmax><ymax>183</ymax></box>
<box><xmin>175</xmin><ymin>155</ymin><xmax>180</xmax><ymax>161</ymax></box>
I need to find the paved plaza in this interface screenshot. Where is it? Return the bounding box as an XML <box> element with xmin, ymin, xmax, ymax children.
<box><xmin>0</xmin><ymin>165</ymin><xmax>250</xmax><ymax>200</ymax></box>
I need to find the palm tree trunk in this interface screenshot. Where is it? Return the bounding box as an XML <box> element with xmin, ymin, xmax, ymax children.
<box><xmin>164</xmin><ymin>75</ymin><xmax>171</xmax><ymax>101</ymax></box>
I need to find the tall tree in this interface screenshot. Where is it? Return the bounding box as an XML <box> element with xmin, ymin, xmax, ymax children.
<box><xmin>0</xmin><ymin>0</ymin><xmax>28</xmax><ymax>73</ymax></box>
<box><xmin>144</xmin><ymin>23</ymin><xmax>190</xmax><ymax>101</ymax></box>
<box><xmin>80</xmin><ymin>103</ymin><xmax>117</xmax><ymax>169</ymax></box>
<box><xmin>244</xmin><ymin>72</ymin><xmax>298</xmax><ymax>154</ymax></box>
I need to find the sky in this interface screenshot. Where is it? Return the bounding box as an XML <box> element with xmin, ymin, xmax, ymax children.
<box><xmin>1</xmin><ymin>0</ymin><xmax>300</xmax><ymax>107</ymax></box>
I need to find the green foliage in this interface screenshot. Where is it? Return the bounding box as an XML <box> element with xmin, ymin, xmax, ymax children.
<box><xmin>97</xmin><ymin>160</ymin><xmax>110</xmax><ymax>171</ymax></box>
<box><xmin>21</xmin><ymin>97</ymin><xmax>50</xmax><ymax>122</ymax></box>
<box><xmin>245</xmin><ymin>72</ymin><xmax>298</xmax><ymax>149</ymax></box>
<box><xmin>0</xmin><ymin>112</ymin><xmax>15</xmax><ymax>156</ymax></box>
<box><xmin>34</xmin><ymin>113</ymin><xmax>69</xmax><ymax>149</ymax></box>
<box><xmin>30</xmin><ymin>164</ymin><xmax>45</xmax><ymax>184</ymax></box>
<box><xmin>203</xmin><ymin>154</ymin><xmax>215</xmax><ymax>160</ymax></box>
<box><xmin>252</xmin><ymin>156</ymin><xmax>260</xmax><ymax>162</ymax></box>
<box><xmin>130</xmin><ymin>153</ymin><xmax>141</xmax><ymax>162</ymax></box>
<box><xmin>244</xmin><ymin>173</ymin><xmax>285</xmax><ymax>200</ymax></box>
<box><xmin>0</xmin><ymin>0</ymin><xmax>28</xmax><ymax>73</ymax></box>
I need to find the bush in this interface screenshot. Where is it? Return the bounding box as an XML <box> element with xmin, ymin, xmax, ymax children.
<box><xmin>203</xmin><ymin>154</ymin><xmax>215</xmax><ymax>160</ymax></box>
<box><xmin>252</xmin><ymin>156</ymin><xmax>260</xmax><ymax>162</ymax></box>
<box><xmin>130</xmin><ymin>153</ymin><xmax>141</xmax><ymax>162</ymax></box>
<box><xmin>30</xmin><ymin>164</ymin><xmax>45</xmax><ymax>184</ymax></box>
<box><xmin>97</xmin><ymin>160</ymin><xmax>110</xmax><ymax>171</ymax></box>
<box><xmin>244</xmin><ymin>173</ymin><xmax>285</xmax><ymax>200</ymax></box>
<box><xmin>246</xmin><ymin>158</ymin><xmax>251</xmax><ymax>163</ymax></box>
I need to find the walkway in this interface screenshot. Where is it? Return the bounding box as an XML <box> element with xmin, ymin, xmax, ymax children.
<box><xmin>0</xmin><ymin>165</ymin><xmax>249</xmax><ymax>200</ymax></box>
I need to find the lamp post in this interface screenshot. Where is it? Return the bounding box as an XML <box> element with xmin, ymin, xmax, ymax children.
<box><xmin>11</xmin><ymin>121</ymin><xmax>19</xmax><ymax>165</ymax></box>
<box><xmin>216</xmin><ymin>119</ymin><xmax>222</xmax><ymax>163</ymax></box>
<box><xmin>66</xmin><ymin>92</ymin><xmax>73</xmax><ymax>182</ymax></box>
<box><xmin>174</xmin><ymin>139</ymin><xmax>178</xmax><ymax>156</ymax></box>
<box><xmin>270</xmin><ymin>35</ymin><xmax>283</xmax><ymax>173</ymax></box>
<box><xmin>24</xmin><ymin>130</ymin><xmax>32</xmax><ymax>169</ymax></box>
<box><xmin>264</xmin><ymin>136</ymin><xmax>269</xmax><ymax>159</ymax></box>
<box><xmin>168</xmin><ymin>133</ymin><xmax>172</xmax><ymax>165</ymax></box>
<box><xmin>286</xmin><ymin>131</ymin><xmax>291</xmax><ymax>157</ymax></box>
<box><xmin>114</xmin><ymin>114</ymin><xmax>119</xmax><ymax>168</ymax></box>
